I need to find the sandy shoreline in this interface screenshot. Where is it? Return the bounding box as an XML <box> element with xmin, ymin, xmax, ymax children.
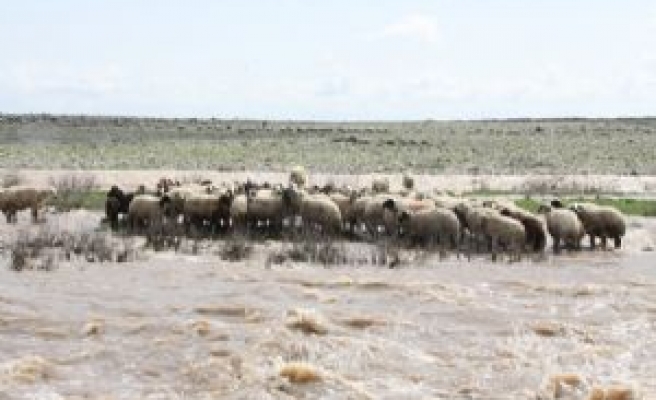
<box><xmin>3</xmin><ymin>169</ymin><xmax>656</xmax><ymax>196</ymax></box>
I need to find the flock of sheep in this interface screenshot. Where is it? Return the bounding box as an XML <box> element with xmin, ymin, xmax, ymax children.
<box><xmin>103</xmin><ymin>167</ymin><xmax>627</xmax><ymax>260</ymax></box>
<box><xmin>0</xmin><ymin>167</ymin><xmax>627</xmax><ymax>260</ymax></box>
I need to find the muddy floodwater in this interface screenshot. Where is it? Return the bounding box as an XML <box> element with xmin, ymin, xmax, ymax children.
<box><xmin>0</xmin><ymin>212</ymin><xmax>655</xmax><ymax>399</ymax></box>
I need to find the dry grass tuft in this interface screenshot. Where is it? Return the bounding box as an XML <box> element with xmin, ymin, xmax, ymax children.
<box><xmin>279</xmin><ymin>362</ymin><xmax>322</xmax><ymax>384</ymax></box>
<box><xmin>219</xmin><ymin>235</ymin><xmax>253</xmax><ymax>261</ymax></box>
<box><xmin>81</xmin><ymin>319</ymin><xmax>104</xmax><ymax>336</ymax></box>
<box><xmin>189</xmin><ymin>320</ymin><xmax>212</xmax><ymax>336</ymax></box>
<box><xmin>531</xmin><ymin>321</ymin><xmax>566</xmax><ymax>337</ymax></box>
<box><xmin>340</xmin><ymin>316</ymin><xmax>384</xmax><ymax>329</ymax></box>
<box><xmin>7</xmin><ymin>225</ymin><xmax>139</xmax><ymax>271</ymax></box>
<box><xmin>1</xmin><ymin>169</ymin><xmax>23</xmax><ymax>188</ymax></box>
<box><xmin>586</xmin><ymin>385</ymin><xmax>638</xmax><ymax>400</ymax></box>
<box><xmin>2</xmin><ymin>355</ymin><xmax>54</xmax><ymax>384</ymax></box>
<box><xmin>286</xmin><ymin>308</ymin><xmax>329</xmax><ymax>335</ymax></box>
<box><xmin>267</xmin><ymin>237</ymin><xmax>347</xmax><ymax>266</ymax></box>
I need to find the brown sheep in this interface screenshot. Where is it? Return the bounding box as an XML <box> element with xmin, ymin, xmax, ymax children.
<box><xmin>0</xmin><ymin>186</ymin><xmax>56</xmax><ymax>223</ymax></box>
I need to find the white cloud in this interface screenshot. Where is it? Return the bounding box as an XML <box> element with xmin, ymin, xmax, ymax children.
<box><xmin>380</xmin><ymin>14</ymin><xmax>439</xmax><ymax>44</ymax></box>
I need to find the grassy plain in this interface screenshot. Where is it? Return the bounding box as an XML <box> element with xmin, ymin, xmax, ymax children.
<box><xmin>1</xmin><ymin>114</ymin><xmax>655</xmax><ymax>174</ymax></box>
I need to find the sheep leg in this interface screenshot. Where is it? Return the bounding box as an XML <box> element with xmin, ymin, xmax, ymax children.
<box><xmin>31</xmin><ymin>207</ymin><xmax>38</xmax><ymax>222</ymax></box>
<box><xmin>613</xmin><ymin>236</ymin><xmax>621</xmax><ymax>249</ymax></box>
<box><xmin>553</xmin><ymin>237</ymin><xmax>561</xmax><ymax>254</ymax></box>
<box><xmin>438</xmin><ymin>233</ymin><xmax>448</xmax><ymax>259</ymax></box>
<box><xmin>589</xmin><ymin>235</ymin><xmax>596</xmax><ymax>249</ymax></box>
<box><xmin>491</xmin><ymin>238</ymin><xmax>498</xmax><ymax>262</ymax></box>
<box><xmin>600</xmin><ymin>235</ymin><xmax>608</xmax><ymax>250</ymax></box>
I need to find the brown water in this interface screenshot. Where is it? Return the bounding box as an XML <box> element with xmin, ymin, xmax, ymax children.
<box><xmin>0</xmin><ymin>212</ymin><xmax>655</xmax><ymax>399</ymax></box>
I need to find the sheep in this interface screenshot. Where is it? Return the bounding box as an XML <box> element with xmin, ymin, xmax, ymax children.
<box><xmin>245</xmin><ymin>187</ymin><xmax>286</xmax><ymax>232</ymax></box>
<box><xmin>480</xmin><ymin>212</ymin><xmax>526</xmax><ymax>261</ymax></box>
<box><xmin>229</xmin><ymin>193</ymin><xmax>248</xmax><ymax>232</ymax></box>
<box><xmin>105</xmin><ymin>185</ymin><xmax>136</xmax><ymax>230</ymax></box>
<box><xmin>381</xmin><ymin>197</ymin><xmax>436</xmax><ymax>236</ymax></box>
<box><xmin>348</xmin><ymin>192</ymin><xmax>371</xmax><ymax>235</ymax></box>
<box><xmin>362</xmin><ymin>194</ymin><xmax>401</xmax><ymax>238</ymax></box>
<box><xmin>453</xmin><ymin>201</ymin><xmax>498</xmax><ymax>252</ymax></box>
<box><xmin>289</xmin><ymin>165</ymin><xmax>308</xmax><ymax>188</ymax></box>
<box><xmin>183</xmin><ymin>190</ymin><xmax>233</xmax><ymax>234</ymax></box>
<box><xmin>569</xmin><ymin>202</ymin><xmax>626</xmax><ymax>249</ymax></box>
<box><xmin>166</xmin><ymin>185</ymin><xmax>208</xmax><ymax>220</ymax></box>
<box><xmin>127</xmin><ymin>194</ymin><xmax>172</xmax><ymax>232</ymax></box>
<box><xmin>537</xmin><ymin>200</ymin><xmax>585</xmax><ymax>253</ymax></box>
<box><xmin>0</xmin><ymin>186</ymin><xmax>56</xmax><ymax>223</ymax></box>
<box><xmin>283</xmin><ymin>187</ymin><xmax>342</xmax><ymax>235</ymax></box>
<box><xmin>328</xmin><ymin>191</ymin><xmax>356</xmax><ymax>233</ymax></box>
<box><xmin>397</xmin><ymin>207</ymin><xmax>461</xmax><ymax>251</ymax></box>
<box><xmin>497</xmin><ymin>205</ymin><xmax>547</xmax><ymax>252</ymax></box>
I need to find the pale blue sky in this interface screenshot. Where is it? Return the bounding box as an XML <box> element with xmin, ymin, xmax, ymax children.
<box><xmin>1</xmin><ymin>0</ymin><xmax>655</xmax><ymax>119</ymax></box>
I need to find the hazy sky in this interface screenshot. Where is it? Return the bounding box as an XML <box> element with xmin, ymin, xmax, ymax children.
<box><xmin>1</xmin><ymin>0</ymin><xmax>655</xmax><ymax>119</ymax></box>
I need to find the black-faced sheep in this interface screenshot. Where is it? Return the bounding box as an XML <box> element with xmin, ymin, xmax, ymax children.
<box><xmin>397</xmin><ymin>207</ymin><xmax>461</xmax><ymax>250</ymax></box>
<box><xmin>453</xmin><ymin>201</ymin><xmax>497</xmax><ymax>252</ymax></box>
<box><xmin>381</xmin><ymin>197</ymin><xmax>436</xmax><ymax>236</ymax></box>
<box><xmin>105</xmin><ymin>185</ymin><xmax>136</xmax><ymax>230</ymax></box>
<box><xmin>498</xmin><ymin>206</ymin><xmax>547</xmax><ymax>252</ymax></box>
<box><xmin>183</xmin><ymin>190</ymin><xmax>233</xmax><ymax>234</ymax></box>
<box><xmin>537</xmin><ymin>200</ymin><xmax>585</xmax><ymax>253</ymax></box>
<box><xmin>246</xmin><ymin>187</ymin><xmax>286</xmax><ymax>232</ymax></box>
<box><xmin>569</xmin><ymin>202</ymin><xmax>626</xmax><ymax>249</ymax></box>
<box><xmin>127</xmin><ymin>194</ymin><xmax>172</xmax><ymax>232</ymax></box>
<box><xmin>283</xmin><ymin>187</ymin><xmax>342</xmax><ymax>235</ymax></box>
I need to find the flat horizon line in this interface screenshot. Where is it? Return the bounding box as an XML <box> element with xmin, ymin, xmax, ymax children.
<box><xmin>2</xmin><ymin>112</ymin><xmax>656</xmax><ymax>124</ymax></box>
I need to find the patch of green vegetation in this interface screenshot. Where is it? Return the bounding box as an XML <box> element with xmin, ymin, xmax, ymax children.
<box><xmin>514</xmin><ymin>198</ymin><xmax>541</xmax><ymax>213</ymax></box>
<box><xmin>49</xmin><ymin>190</ymin><xmax>106</xmax><ymax>212</ymax></box>
<box><xmin>463</xmin><ymin>189</ymin><xmax>515</xmax><ymax>197</ymax></box>
<box><xmin>515</xmin><ymin>197</ymin><xmax>656</xmax><ymax>217</ymax></box>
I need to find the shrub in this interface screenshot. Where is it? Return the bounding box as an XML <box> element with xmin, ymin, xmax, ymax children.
<box><xmin>48</xmin><ymin>174</ymin><xmax>99</xmax><ymax>211</ymax></box>
<box><xmin>6</xmin><ymin>225</ymin><xmax>138</xmax><ymax>271</ymax></box>
<box><xmin>266</xmin><ymin>235</ymin><xmax>347</xmax><ymax>266</ymax></box>
<box><xmin>2</xmin><ymin>170</ymin><xmax>23</xmax><ymax>188</ymax></box>
<box><xmin>219</xmin><ymin>235</ymin><xmax>253</xmax><ymax>261</ymax></box>
<box><xmin>144</xmin><ymin>222</ymin><xmax>183</xmax><ymax>252</ymax></box>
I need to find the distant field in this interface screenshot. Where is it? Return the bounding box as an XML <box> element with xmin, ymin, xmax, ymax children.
<box><xmin>1</xmin><ymin>114</ymin><xmax>655</xmax><ymax>174</ymax></box>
